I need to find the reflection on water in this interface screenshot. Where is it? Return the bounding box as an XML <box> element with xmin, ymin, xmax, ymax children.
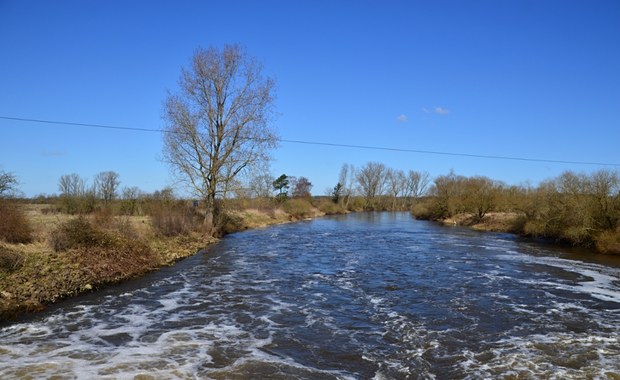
<box><xmin>1</xmin><ymin>212</ymin><xmax>619</xmax><ymax>379</ymax></box>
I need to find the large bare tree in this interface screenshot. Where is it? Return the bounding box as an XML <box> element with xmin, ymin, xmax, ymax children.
<box><xmin>163</xmin><ymin>45</ymin><xmax>277</xmax><ymax>234</ymax></box>
<box><xmin>94</xmin><ymin>171</ymin><xmax>120</xmax><ymax>205</ymax></box>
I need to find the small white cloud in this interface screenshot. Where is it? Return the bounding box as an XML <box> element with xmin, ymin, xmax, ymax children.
<box><xmin>434</xmin><ymin>107</ymin><xmax>450</xmax><ymax>115</ymax></box>
<box><xmin>396</xmin><ymin>114</ymin><xmax>408</xmax><ymax>123</ymax></box>
<box><xmin>422</xmin><ymin>107</ymin><xmax>430</xmax><ymax>113</ymax></box>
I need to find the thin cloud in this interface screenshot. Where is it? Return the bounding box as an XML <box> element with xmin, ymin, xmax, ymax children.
<box><xmin>41</xmin><ymin>150</ymin><xmax>66</xmax><ymax>157</ymax></box>
<box><xmin>396</xmin><ymin>114</ymin><xmax>408</xmax><ymax>123</ymax></box>
<box><xmin>422</xmin><ymin>106</ymin><xmax>450</xmax><ymax>115</ymax></box>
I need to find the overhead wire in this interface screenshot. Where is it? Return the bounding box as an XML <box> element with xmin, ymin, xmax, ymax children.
<box><xmin>1</xmin><ymin>115</ymin><xmax>619</xmax><ymax>167</ymax></box>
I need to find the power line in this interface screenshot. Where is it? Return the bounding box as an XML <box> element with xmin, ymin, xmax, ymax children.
<box><xmin>0</xmin><ymin>116</ymin><xmax>161</xmax><ymax>133</ymax></box>
<box><xmin>1</xmin><ymin>115</ymin><xmax>619</xmax><ymax>167</ymax></box>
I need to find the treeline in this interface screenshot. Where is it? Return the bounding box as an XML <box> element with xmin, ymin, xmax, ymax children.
<box><xmin>1</xmin><ymin>170</ymin><xmax>203</xmax><ymax>242</ymax></box>
<box><xmin>412</xmin><ymin>170</ymin><xmax>620</xmax><ymax>254</ymax></box>
<box><xmin>53</xmin><ymin>171</ymin><xmax>168</xmax><ymax>216</ymax></box>
<box><xmin>264</xmin><ymin>164</ymin><xmax>619</xmax><ymax>254</ymax></box>
<box><xmin>3</xmin><ymin>165</ymin><xmax>620</xmax><ymax>254</ymax></box>
<box><xmin>252</xmin><ymin>162</ymin><xmax>431</xmax><ymax>213</ymax></box>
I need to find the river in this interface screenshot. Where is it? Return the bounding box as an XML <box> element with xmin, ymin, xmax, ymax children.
<box><xmin>1</xmin><ymin>212</ymin><xmax>619</xmax><ymax>379</ymax></box>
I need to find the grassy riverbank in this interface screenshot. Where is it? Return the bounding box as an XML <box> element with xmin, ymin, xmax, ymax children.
<box><xmin>0</xmin><ymin>199</ymin><xmax>328</xmax><ymax>321</ymax></box>
<box><xmin>428</xmin><ymin>211</ymin><xmax>620</xmax><ymax>255</ymax></box>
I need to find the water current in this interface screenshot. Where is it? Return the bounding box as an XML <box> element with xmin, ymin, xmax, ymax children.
<box><xmin>1</xmin><ymin>212</ymin><xmax>620</xmax><ymax>379</ymax></box>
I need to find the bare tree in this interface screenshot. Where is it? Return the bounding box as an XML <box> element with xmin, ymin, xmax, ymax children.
<box><xmin>94</xmin><ymin>171</ymin><xmax>120</xmax><ymax>204</ymax></box>
<box><xmin>249</xmin><ymin>172</ymin><xmax>275</xmax><ymax>198</ymax></box>
<box><xmin>163</xmin><ymin>44</ymin><xmax>277</xmax><ymax>234</ymax></box>
<box><xmin>0</xmin><ymin>170</ymin><xmax>18</xmax><ymax>198</ymax></box>
<box><xmin>385</xmin><ymin>168</ymin><xmax>406</xmax><ymax>210</ymax></box>
<box><xmin>292</xmin><ymin>176</ymin><xmax>313</xmax><ymax>198</ymax></box>
<box><xmin>356</xmin><ymin>162</ymin><xmax>387</xmax><ymax>207</ymax></box>
<box><xmin>120</xmin><ymin>186</ymin><xmax>144</xmax><ymax>215</ymax></box>
<box><xmin>404</xmin><ymin>170</ymin><xmax>430</xmax><ymax>205</ymax></box>
<box><xmin>58</xmin><ymin>173</ymin><xmax>86</xmax><ymax>197</ymax></box>
<box><xmin>339</xmin><ymin>163</ymin><xmax>356</xmax><ymax>208</ymax></box>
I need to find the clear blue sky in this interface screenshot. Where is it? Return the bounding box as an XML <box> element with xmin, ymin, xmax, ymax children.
<box><xmin>1</xmin><ymin>0</ymin><xmax>619</xmax><ymax>197</ymax></box>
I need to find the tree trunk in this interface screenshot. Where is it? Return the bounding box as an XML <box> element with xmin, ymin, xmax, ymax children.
<box><xmin>204</xmin><ymin>188</ymin><xmax>217</xmax><ymax>238</ymax></box>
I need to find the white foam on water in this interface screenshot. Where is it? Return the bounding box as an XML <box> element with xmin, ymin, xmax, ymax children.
<box><xmin>460</xmin><ymin>331</ymin><xmax>620</xmax><ymax>379</ymax></box>
<box><xmin>499</xmin><ymin>253</ymin><xmax>620</xmax><ymax>304</ymax></box>
<box><xmin>0</xmin><ymin>304</ymin><xmax>347</xmax><ymax>379</ymax></box>
<box><xmin>3</xmin><ymin>217</ymin><xmax>620</xmax><ymax>379</ymax></box>
<box><xmin>369</xmin><ymin>296</ymin><xmax>384</xmax><ymax>306</ymax></box>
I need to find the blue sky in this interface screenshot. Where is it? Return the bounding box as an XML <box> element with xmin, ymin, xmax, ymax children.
<box><xmin>1</xmin><ymin>0</ymin><xmax>619</xmax><ymax>197</ymax></box>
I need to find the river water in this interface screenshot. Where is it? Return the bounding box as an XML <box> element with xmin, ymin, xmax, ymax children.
<box><xmin>1</xmin><ymin>212</ymin><xmax>620</xmax><ymax>379</ymax></box>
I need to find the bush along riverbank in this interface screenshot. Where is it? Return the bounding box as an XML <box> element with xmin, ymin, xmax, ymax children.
<box><xmin>0</xmin><ymin>197</ymin><xmax>333</xmax><ymax>322</ymax></box>
<box><xmin>411</xmin><ymin>170</ymin><xmax>620</xmax><ymax>255</ymax></box>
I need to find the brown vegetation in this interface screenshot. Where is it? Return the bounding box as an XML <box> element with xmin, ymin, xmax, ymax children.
<box><xmin>413</xmin><ymin>170</ymin><xmax>620</xmax><ymax>254</ymax></box>
<box><xmin>0</xmin><ymin>201</ymin><xmax>34</xmax><ymax>244</ymax></box>
<box><xmin>0</xmin><ymin>193</ymin><xmax>330</xmax><ymax>321</ymax></box>
<box><xmin>282</xmin><ymin>198</ymin><xmax>316</xmax><ymax>219</ymax></box>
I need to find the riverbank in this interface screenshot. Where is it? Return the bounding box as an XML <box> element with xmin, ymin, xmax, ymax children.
<box><xmin>0</xmin><ymin>203</ymin><xmax>325</xmax><ymax>322</ymax></box>
<box><xmin>436</xmin><ymin>212</ymin><xmax>620</xmax><ymax>255</ymax></box>
<box><xmin>439</xmin><ymin>212</ymin><xmax>523</xmax><ymax>233</ymax></box>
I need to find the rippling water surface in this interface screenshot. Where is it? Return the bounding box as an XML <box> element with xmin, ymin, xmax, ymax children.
<box><xmin>1</xmin><ymin>212</ymin><xmax>620</xmax><ymax>379</ymax></box>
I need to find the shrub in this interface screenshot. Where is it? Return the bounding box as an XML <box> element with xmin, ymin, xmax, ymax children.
<box><xmin>561</xmin><ymin>226</ymin><xmax>594</xmax><ymax>247</ymax></box>
<box><xmin>0</xmin><ymin>246</ymin><xmax>23</xmax><ymax>271</ymax></box>
<box><xmin>316</xmin><ymin>199</ymin><xmax>345</xmax><ymax>215</ymax></box>
<box><xmin>346</xmin><ymin>196</ymin><xmax>366</xmax><ymax>212</ymax></box>
<box><xmin>149</xmin><ymin>202</ymin><xmax>199</xmax><ymax>237</ymax></box>
<box><xmin>59</xmin><ymin>194</ymin><xmax>97</xmax><ymax>215</ymax></box>
<box><xmin>595</xmin><ymin>230</ymin><xmax>620</xmax><ymax>255</ymax></box>
<box><xmin>217</xmin><ymin>211</ymin><xmax>245</xmax><ymax>235</ymax></box>
<box><xmin>522</xmin><ymin>219</ymin><xmax>548</xmax><ymax>238</ymax></box>
<box><xmin>51</xmin><ymin>217</ymin><xmax>113</xmax><ymax>252</ymax></box>
<box><xmin>79</xmin><ymin>237</ymin><xmax>156</xmax><ymax>281</ymax></box>
<box><xmin>0</xmin><ymin>201</ymin><xmax>33</xmax><ymax>244</ymax></box>
<box><xmin>49</xmin><ymin>216</ymin><xmax>157</xmax><ymax>279</ymax></box>
<box><xmin>282</xmin><ymin>198</ymin><xmax>314</xmax><ymax>219</ymax></box>
<box><xmin>91</xmin><ymin>207</ymin><xmax>115</xmax><ymax>228</ymax></box>
<box><xmin>411</xmin><ymin>201</ymin><xmax>434</xmax><ymax>220</ymax></box>
<box><xmin>507</xmin><ymin>214</ymin><xmax>528</xmax><ymax>234</ymax></box>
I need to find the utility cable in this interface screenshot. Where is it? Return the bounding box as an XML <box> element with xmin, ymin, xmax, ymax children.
<box><xmin>1</xmin><ymin>115</ymin><xmax>619</xmax><ymax>167</ymax></box>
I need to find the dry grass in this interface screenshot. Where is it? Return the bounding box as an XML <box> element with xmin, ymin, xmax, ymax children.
<box><xmin>282</xmin><ymin>199</ymin><xmax>322</xmax><ymax>220</ymax></box>
<box><xmin>229</xmin><ymin>208</ymin><xmax>290</xmax><ymax>229</ymax></box>
<box><xmin>0</xmin><ymin>202</ymin><xmax>311</xmax><ymax>320</ymax></box>
<box><xmin>21</xmin><ymin>203</ymin><xmax>72</xmax><ymax>242</ymax></box>
<box><xmin>0</xmin><ymin>204</ymin><xmax>200</xmax><ymax>319</ymax></box>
